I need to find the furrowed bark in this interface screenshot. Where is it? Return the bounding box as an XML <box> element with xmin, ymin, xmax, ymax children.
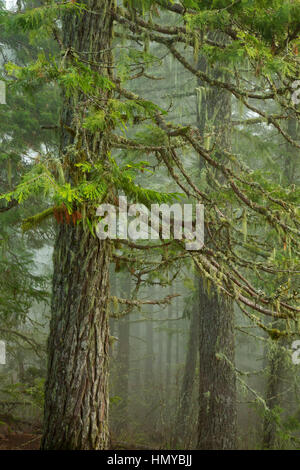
<box><xmin>174</xmin><ymin>288</ymin><xmax>198</xmax><ymax>447</ymax></box>
<box><xmin>41</xmin><ymin>0</ymin><xmax>114</xmax><ymax>450</ymax></box>
<box><xmin>198</xmin><ymin>279</ymin><xmax>236</xmax><ymax>449</ymax></box>
<box><xmin>196</xmin><ymin>37</ymin><xmax>237</xmax><ymax>450</ymax></box>
<box><xmin>115</xmin><ymin>275</ymin><xmax>130</xmax><ymax>433</ymax></box>
<box><xmin>42</xmin><ymin>225</ymin><xmax>111</xmax><ymax>449</ymax></box>
<box><xmin>262</xmin><ymin>118</ymin><xmax>298</xmax><ymax>450</ymax></box>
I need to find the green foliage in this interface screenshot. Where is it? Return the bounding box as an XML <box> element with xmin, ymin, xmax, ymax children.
<box><xmin>134</xmin><ymin>125</ymin><xmax>169</xmax><ymax>146</ymax></box>
<box><xmin>117</xmin><ymin>48</ymin><xmax>162</xmax><ymax>82</ymax></box>
<box><xmin>84</xmin><ymin>98</ymin><xmax>166</xmax><ymax>133</ymax></box>
<box><xmin>0</xmin><ymin>1</ymin><xmax>83</xmax><ymax>33</ymax></box>
<box><xmin>0</xmin><ymin>0</ymin><xmax>298</xmax><ymax>437</ymax></box>
<box><xmin>0</xmin><ymin>155</ymin><xmax>183</xmax><ymax>232</ymax></box>
<box><xmin>5</xmin><ymin>53</ymin><xmax>115</xmax><ymax>95</ymax></box>
<box><xmin>182</xmin><ymin>0</ymin><xmax>299</xmax><ymax>78</ymax></box>
<box><xmin>0</xmin><ymin>379</ymin><xmax>45</xmax><ymax>410</ymax></box>
<box><xmin>124</xmin><ymin>0</ymin><xmax>155</xmax><ymax>14</ymax></box>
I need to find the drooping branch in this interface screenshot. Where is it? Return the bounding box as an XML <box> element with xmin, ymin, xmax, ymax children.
<box><xmin>0</xmin><ymin>199</ymin><xmax>18</xmax><ymax>213</ymax></box>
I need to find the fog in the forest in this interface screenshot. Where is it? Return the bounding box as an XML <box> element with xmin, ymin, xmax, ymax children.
<box><xmin>0</xmin><ymin>0</ymin><xmax>299</xmax><ymax>452</ymax></box>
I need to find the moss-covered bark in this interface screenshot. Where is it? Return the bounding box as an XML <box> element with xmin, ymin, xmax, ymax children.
<box><xmin>197</xmin><ymin>279</ymin><xmax>236</xmax><ymax>449</ymax></box>
<box><xmin>41</xmin><ymin>0</ymin><xmax>114</xmax><ymax>450</ymax></box>
<box><xmin>196</xmin><ymin>39</ymin><xmax>237</xmax><ymax>450</ymax></box>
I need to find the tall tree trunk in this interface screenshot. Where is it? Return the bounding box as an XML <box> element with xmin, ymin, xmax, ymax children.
<box><xmin>115</xmin><ymin>275</ymin><xmax>130</xmax><ymax>432</ymax></box>
<box><xmin>198</xmin><ymin>279</ymin><xmax>236</xmax><ymax>449</ymax></box>
<box><xmin>157</xmin><ymin>295</ymin><xmax>164</xmax><ymax>387</ymax></box>
<box><xmin>110</xmin><ymin>271</ymin><xmax>117</xmax><ymax>340</ymax></box>
<box><xmin>133</xmin><ymin>312</ymin><xmax>141</xmax><ymax>390</ymax></box>
<box><xmin>166</xmin><ymin>285</ymin><xmax>173</xmax><ymax>392</ymax></box>
<box><xmin>262</xmin><ymin>338</ymin><xmax>285</xmax><ymax>449</ymax></box>
<box><xmin>41</xmin><ymin>0</ymin><xmax>114</xmax><ymax>450</ymax></box>
<box><xmin>175</xmin><ymin>294</ymin><xmax>180</xmax><ymax>366</ymax></box>
<box><xmin>145</xmin><ymin>310</ymin><xmax>154</xmax><ymax>389</ymax></box>
<box><xmin>196</xmin><ymin>41</ymin><xmax>237</xmax><ymax>449</ymax></box>
<box><xmin>175</xmin><ymin>284</ymin><xmax>199</xmax><ymax>446</ymax></box>
<box><xmin>262</xmin><ymin>117</ymin><xmax>298</xmax><ymax>449</ymax></box>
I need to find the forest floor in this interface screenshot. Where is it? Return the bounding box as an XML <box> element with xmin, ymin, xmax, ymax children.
<box><xmin>0</xmin><ymin>421</ymin><xmax>157</xmax><ymax>450</ymax></box>
<box><xmin>0</xmin><ymin>434</ymin><xmax>156</xmax><ymax>450</ymax></box>
<box><xmin>0</xmin><ymin>431</ymin><xmax>41</xmax><ymax>450</ymax></box>
<box><xmin>0</xmin><ymin>417</ymin><xmax>41</xmax><ymax>450</ymax></box>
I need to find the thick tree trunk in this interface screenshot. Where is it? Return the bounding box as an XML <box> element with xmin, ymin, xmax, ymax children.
<box><xmin>145</xmin><ymin>312</ymin><xmax>154</xmax><ymax>388</ymax></box>
<box><xmin>109</xmin><ymin>272</ymin><xmax>117</xmax><ymax>340</ymax></box>
<box><xmin>157</xmin><ymin>304</ymin><xmax>164</xmax><ymax>387</ymax></box>
<box><xmin>197</xmin><ymin>279</ymin><xmax>236</xmax><ymax>449</ymax></box>
<box><xmin>166</xmin><ymin>286</ymin><xmax>173</xmax><ymax>392</ymax></box>
<box><xmin>42</xmin><ymin>226</ymin><xmax>110</xmax><ymax>450</ymax></box>
<box><xmin>175</xmin><ymin>287</ymin><xmax>198</xmax><ymax>446</ymax></box>
<box><xmin>262</xmin><ymin>118</ymin><xmax>297</xmax><ymax>449</ymax></box>
<box><xmin>115</xmin><ymin>275</ymin><xmax>130</xmax><ymax>432</ymax></box>
<box><xmin>262</xmin><ymin>336</ymin><xmax>284</xmax><ymax>449</ymax></box>
<box><xmin>116</xmin><ymin>318</ymin><xmax>129</xmax><ymax>430</ymax></box>
<box><xmin>175</xmin><ymin>295</ymin><xmax>180</xmax><ymax>365</ymax></box>
<box><xmin>133</xmin><ymin>312</ymin><xmax>141</xmax><ymax>390</ymax></box>
<box><xmin>41</xmin><ymin>0</ymin><xmax>114</xmax><ymax>450</ymax></box>
<box><xmin>196</xmin><ymin>37</ymin><xmax>237</xmax><ymax>449</ymax></box>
